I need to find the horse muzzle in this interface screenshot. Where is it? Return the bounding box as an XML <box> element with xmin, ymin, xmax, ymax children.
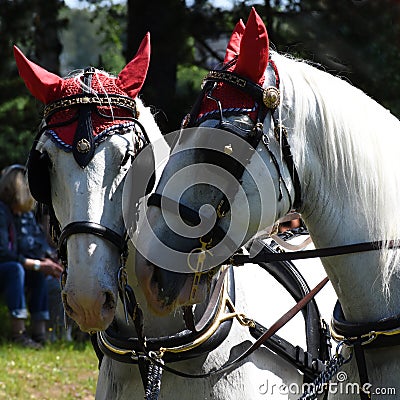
<box><xmin>62</xmin><ymin>284</ymin><xmax>117</xmax><ymax>332</ymax></box>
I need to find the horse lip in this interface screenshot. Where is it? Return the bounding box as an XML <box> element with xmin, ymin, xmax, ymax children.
<box><xmin>136</xmin><ymin>261</ymin><xmax>204</xmax><ymax>315</ymax></box>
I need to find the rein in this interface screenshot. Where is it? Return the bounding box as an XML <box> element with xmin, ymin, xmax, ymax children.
<box><xmin>231</xmin><ymin>239</ymin><xmax>400</xmax><ymax>265</ymax></box>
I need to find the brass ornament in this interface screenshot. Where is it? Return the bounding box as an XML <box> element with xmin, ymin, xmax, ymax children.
<box><xmin>263</xmin><ymin>86</ymin><xmax>280</xmax><ymax>109</ymax></box>
<box><xmin>76</xmin><ymin>138</ymin><xmax>91</xmax><ymax>153</ymax></box>
<box><xmin>223</xmin><ymin>144</ymin><xmax>233</xmax><ymax>155</ymax></box>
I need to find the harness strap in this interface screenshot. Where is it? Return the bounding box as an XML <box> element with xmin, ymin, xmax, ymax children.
<box><xmin>331</xmin><ymin>301</ymin><xmax>400</xmax><ymax>400</ymax></box>
<box><xmin>272</xmin><ymin>123</ymin><xmax>302</xmax><ymax>210</ymax></box>
<box><xmin>353</xmin><ymin>342</ymin><xmax>371</xmax><ymax>400</ymax></box>
<box><xmin>43</xmin><ymin>93</ymin><xmax>137</xmax><ymax>120</ymax></box>
<box><xmin>232</xmin><ymin>239</ymin><xmax>400</xmax><ymax>265</ymax></box>
<box><xmin>147</xmin><ymin>192</ymin><xmax>239</xmax><ymax>253</ymax></box>
<box><xmin>73</xmin><ymin>68</ymin><xmax>96</xmax><ymax>168</ymax></box>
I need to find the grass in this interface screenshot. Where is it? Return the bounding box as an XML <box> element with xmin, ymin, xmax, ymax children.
<box><xmin>0</xmin><ymin>305</ymin><xmax>98</xmax><ymax>400</ymax></box>
<box><xmin>0</xmin><ymin>340</ymin><xmax>98</xmax><ymax>400</ymax></box>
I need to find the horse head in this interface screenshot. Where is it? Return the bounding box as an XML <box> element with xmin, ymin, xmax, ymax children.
<box><xmin>14</xmin><ymin>34</ymin><xmax>168</xmax><ymax>332</ymax></box>
<box><xmin>133</xmin><ymin>9</ymin><xmax>296</xmax><ymax>315</ymax></box>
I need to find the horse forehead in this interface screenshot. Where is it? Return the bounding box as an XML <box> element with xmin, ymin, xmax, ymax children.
<box><xmin>58</xmin><ymin>71</ymin><xmax>124</xmax><ymax>97</ymax></box>
<box><xmin>43</xmin><ymin>132</ymin><xmax>129</xmax><ymax>176</ymax></box>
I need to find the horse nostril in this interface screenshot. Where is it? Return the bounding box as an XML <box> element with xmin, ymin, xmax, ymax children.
<box><xmin>103</xmin><ymin>291</ymin><xmax>116</xmax><ymax>311</ymax></box>
<box><xmin>150</xmin><ymin>266</ymin><xmax>188</xmax><ymax>306</ymax></box>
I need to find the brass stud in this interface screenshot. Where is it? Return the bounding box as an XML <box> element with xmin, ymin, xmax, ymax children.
<box><xmin>76</xmin><ymin>138</ymin><xmax>91</xmax><ymax>153</ymax></box>
<box><xmin>263</xmin><ymin>86</ymin><xmax>280</xmax><ymax>109</ymax></box>
<box><xmin>224</xmin><ymin>144</ymin><xmax>233</xmax><ymax>155</ymax></box>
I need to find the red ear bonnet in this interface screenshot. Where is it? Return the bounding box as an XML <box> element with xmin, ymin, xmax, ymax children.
<box><xmin>117</xmin><ymin>32</ymin><xmax>151</xmax><ymax>98</ymax></box>
<box><xmin>224</xmin><ymin>20</ymin><xmax>245</xmax><ymax>64</ymax></box>
<box><xmin>14</xmin><ymin>34</ymin><xmax>151</xmax><ymax>148</ymax></box>
<box><xmin>13</xmin><ymin>46</ymin><xmax>62</xmax><ymax>104</ymax></box>
<box><xmin>198</xmin><ymin>8</ymin><xmax>269</xmax><ymax>122</ymax></box>
<box><xmin>234</xmin><ymin>7</ymin><xmax>269</xmax><ymax>84</ymax></box>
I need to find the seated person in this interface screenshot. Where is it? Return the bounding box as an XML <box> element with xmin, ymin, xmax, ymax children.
<box><xmin>0</xmin><ymin>165</ymin><xmax>63</xmax><ymax>348</ymax></box>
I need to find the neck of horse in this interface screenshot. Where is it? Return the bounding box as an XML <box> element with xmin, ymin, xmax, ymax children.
<box><xmin>273</xmin><ymin>54</ymin><xmax>400</xmax><ymax>326</ymax></box>
<box><xmin>303</xmin><ymin>201</ymin><xmax>400</xmax><ymax>323</ymax></box>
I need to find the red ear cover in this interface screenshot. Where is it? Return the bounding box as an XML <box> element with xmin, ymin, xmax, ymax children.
<box><xmin>224</xmin><ymin>19</ymin><xmax>245</xmax><ymax>64</ymax></box>
<box><xmin>117</xmin><ymin>32</ymin><xmax>151</xmax><ymax>98</ymax></box>
<box><xmin>234</xmin><ymin>7</ymin><xmax>269</xmax><ymax>84</ymax></box>
<box><xmin>13</xmin><ymin>46</ymin><xmax>62</xmax><ymax>104</ymax></box>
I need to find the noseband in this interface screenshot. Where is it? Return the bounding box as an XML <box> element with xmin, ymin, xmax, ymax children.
<box><xmin>58</xmin><ymin>221</ymin><xmax>128</xmax><ymax>269</ymax></box>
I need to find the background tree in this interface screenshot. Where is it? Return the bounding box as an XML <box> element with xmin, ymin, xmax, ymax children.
<box><xmin>0</xmin><ymin>0</ymin><xmax>399</xmax><ymax>168</ymax></box>
<box><xmin>0</xmin><ymin>0</ymin><xmax>65</xmax><ymax>170</ymax></box>
<box><xmin>127</xmin><ymin>0</ymin><xmax>187</xmax><ymax>131</ymax></box>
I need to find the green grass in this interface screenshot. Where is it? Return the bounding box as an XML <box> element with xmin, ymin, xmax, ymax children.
<box><xmin>0</xmin><ymin>304</ymin><xmax>98</xmax><ymax>399</ymax></box>
<box><xmin>0</xmin><ymin>341</ymin><xmax>98</xmax><ymax>400</ymax></box>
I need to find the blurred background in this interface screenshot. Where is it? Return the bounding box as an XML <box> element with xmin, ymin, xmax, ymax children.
<box><xmin>0</xmin><ymin>0</ymin><xmax>399</xmax><ymax>168</ymax></box>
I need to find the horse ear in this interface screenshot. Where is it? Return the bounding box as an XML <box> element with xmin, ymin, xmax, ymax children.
<box><xmin>234</xmin><ymin>8</ymin><xmax>269</xmax><ymax>84</ymax></box>
<box><xmin>117</xmin><ymin>33</ymin><xmax>151</xmax><ymax>99</ymax></box>
<box><xmin>13</xmin><ymin>46</ymin><xmax>62</xmax><ymax>104</ymax></box>
<box><xmin>224</xmin><ymin>19</ymin><xmax>245</xmax><ymax>64</ymax></box>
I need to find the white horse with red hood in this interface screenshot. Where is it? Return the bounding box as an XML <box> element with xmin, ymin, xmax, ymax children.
<box><xmin>134</xmin><ymin>8</ymin><xmax>400</xmax><ymax>400</ymax></box>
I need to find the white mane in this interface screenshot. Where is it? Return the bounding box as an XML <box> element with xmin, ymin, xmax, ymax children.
<box><xmin>271</xmin><ymin>52</ymin><xmax>400</xmax><ymax>293</ymax></box>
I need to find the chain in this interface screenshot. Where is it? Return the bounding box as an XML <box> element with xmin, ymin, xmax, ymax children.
<box><xmin>298</xmin><ymin>342</ymin><xmax>353</xmax><ymax>400</ymax></box>
<box><xmin>144</xmin><ymin>353</ymin><xmax>164</xmax><ymax>400</ymax></box>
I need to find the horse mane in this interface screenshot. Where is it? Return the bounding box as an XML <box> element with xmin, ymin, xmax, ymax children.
<box><xmin>271</xmin><ymin>51</ymin><xmax>400</xmax><ymax>294</ymax></box>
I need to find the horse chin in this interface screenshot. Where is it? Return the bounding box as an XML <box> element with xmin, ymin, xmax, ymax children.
<box><xmin>136</xmin><ymin>262</ymin><xmax>207</xmax><ymax>316</ymax></box>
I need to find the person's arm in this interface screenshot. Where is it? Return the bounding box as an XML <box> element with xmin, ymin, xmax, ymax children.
<box><xmin>23</xmin><ymin>257</ymin><xmax>63</xmax><ymax>278</ymax></box>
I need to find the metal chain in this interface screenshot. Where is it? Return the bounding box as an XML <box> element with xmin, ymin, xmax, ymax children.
<box><xmin>298</xmin><ymin>342</ymin><xmax>352</xmax><ymax>400</ymax></box>
<box><xmin>144</xmin><ymin>354</ymin><xmax>164</xmax><ymax>400</ymax></box>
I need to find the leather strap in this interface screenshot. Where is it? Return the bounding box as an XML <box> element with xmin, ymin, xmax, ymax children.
<box><xmin>58</xmin><ymin>221</ymin><xmax>126</xmax><ymax>265</ymax></box>
<box><xmin>232</xmin><ymin>240</ymin><xmax>398</xmax><ymax>265</ymax></box>
<box><xmin>353</xmin><ymin>342</ymin><xmax>371</xmax><ymax>400</ymax></box>
<box><xmin>331</xmin><ymin>301</ymin><xmax>400</xmax><ymax>348</ymax></box>
<box><xmin>73</xmin><ymin>68</ymin><xmax>96</xmax><ymax>167</ymax></box>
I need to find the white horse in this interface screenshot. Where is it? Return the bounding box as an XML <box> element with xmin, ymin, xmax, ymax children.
<box><xmin>134</xmin><ymin>9</ymin><xmax>400</xmax><ymax>400</ymax></box>
<box><xmin>14</xmin><ymin>28</ymin><xmax>332</xmax><ymax>400</ymax></box>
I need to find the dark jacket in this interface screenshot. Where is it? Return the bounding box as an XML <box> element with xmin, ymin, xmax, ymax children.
<box><xmin>14</xmin><ymin>211</ymin><xmax>52</xmax><ymax>259</ymax></box>
<box><xmin>0</xmin><ymin>201</ymin><xmax>26</xmax><ymax>265</ymax></box>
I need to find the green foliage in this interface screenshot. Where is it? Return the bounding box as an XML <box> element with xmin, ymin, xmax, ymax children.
<box><xmin>0</xmin><ymin>79</ymin><xmax>41</xmax><ymax>170</ymax></box>
<box><xmin>60</xmin><ymin>3</ymin><xmax>127</xmax><ymax>75</ymax></box>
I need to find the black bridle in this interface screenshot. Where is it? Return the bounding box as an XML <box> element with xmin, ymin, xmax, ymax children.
<box><xmin>147</xmin><ymin>57</ymin><xmax>301</xmax><ymax>272</ymax></box>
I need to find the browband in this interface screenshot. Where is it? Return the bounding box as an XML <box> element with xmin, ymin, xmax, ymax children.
<box><xmin>43</xmin><ymin>93</ymin><xmax>137</xmax><ymax>120</ymax></box>
<box><xmin>202</xmin><ymin>69</ymin><xmax>280</xmax><ymax>110</ymax></box>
